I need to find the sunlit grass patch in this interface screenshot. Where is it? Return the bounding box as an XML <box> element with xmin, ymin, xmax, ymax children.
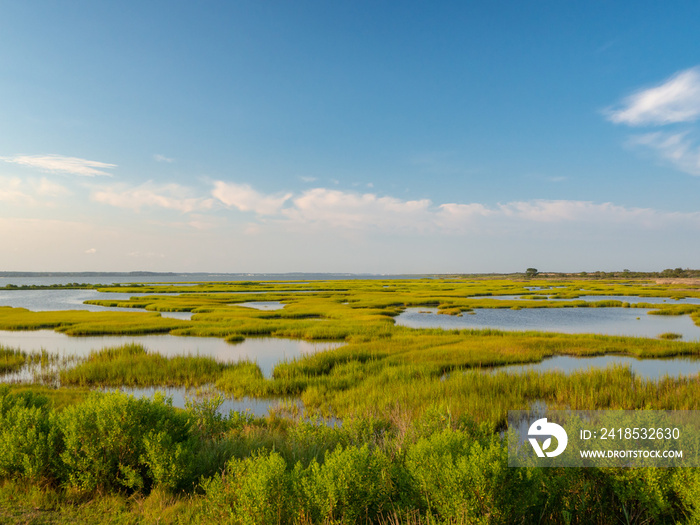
<box><xmin>0</xmin><ymin>345</ymin><xmax>27</xmax><ymax>373</ymax></box>
<box><xmin>59</xmin><ymin>344</ymin><xmax>235</xmax><ymax>387</ymax></box>
<box><xmin>0</xmin><ymin>307</ymin><xmax>191</xmax><ymax>336</ymax></box>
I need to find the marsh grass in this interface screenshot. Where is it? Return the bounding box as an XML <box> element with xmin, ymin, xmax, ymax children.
<box><xmin>659</xmin><ymin>332</ymin><xmax>683</xmax><ymax>340</ymax></box>
<box><xmin>59</xmin><ymin>344</ymin><xmax>239</xmax><ymax>387</ymax></box>
<box><xmin>4</xmin><ymin>277</ymin><xmax>700</xmax><ymax>522</ymax></box>
<box><xmin>0</xmin><ymin>345</ymin><xmax>26</xmax><ymax>373</ymax></box>
<box><xmin>0</xmin><ymin>307</ymin><xmax>191</xmax><ymax>335</ymax></box>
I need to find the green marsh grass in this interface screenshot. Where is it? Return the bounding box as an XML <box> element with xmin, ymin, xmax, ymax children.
<box><xmin>4</xmin><ymin>277</ymin><xmax>700</xmax><ymax>522</ymax></box>
<box><xmin>59</xmin><ymin>344</ymin><xmax>241</xmax><ymax>387</ymax></box>
<box><xmin>0</xmin><ymin>307</ymin><xmax>191</xmax><ymax>335</ymax></box>
<box><xmin>0</xmin><ymin>345</ymin><xmax>27</xmax><ymax>373</ymax></box>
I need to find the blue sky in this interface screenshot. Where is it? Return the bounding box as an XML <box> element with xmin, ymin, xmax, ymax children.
<box><xmin>2</xmin><ymin>1</ymin><xmax>700</xmax><ymax>273</ymax></box>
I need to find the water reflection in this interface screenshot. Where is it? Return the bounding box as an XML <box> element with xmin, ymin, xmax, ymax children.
<box><xmin>396</xmin><ymin>307</ymin><xmax>700</xmax><ymax>341</ymax></box>
<box><xmin>237</xmin><ymin>301</ymin><xmax>285</xmax><ymax>311</ymax></box>
<box><xmin>0</xmin><ymin>330</ymin><xmax>341</xmax><ymax>378</ymax></box>
<box><xmin>468</xmin><ymin>295</ymin><xmax>700</xmax><ymax>305</ymax></box>
<box><xmin>0</xmin><ymin>289</ymin><xmax>157</xmax><ymax>312</ymax></box>
<box><xmin>105</xmin><ymin>386</ymin><xmax>298</xmax><ymax>418</ymax></box>
<box><xmin>159</xmin><ymin>311</ymin><xmax>194</xmax><ymax>320</ymax></box>
<box><xmin>493</xmin><ymin>354</ymin><xmax>700</xmax><ymax>379</ymax></box>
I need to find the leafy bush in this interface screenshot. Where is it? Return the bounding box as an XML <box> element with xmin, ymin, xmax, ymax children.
<box><xmin>405</xmin><ymin>428</ymin><xmax>535</xmax><ymax>524</ymax></box>
<box><xmin>302</xmin><ymin>444</ymin><xmax>397</xmax><ymax>523</ymax></box>
<box><xmin>0</xmin><ymin>387</ymin><xmax>58</xmax><ymax>481</ymax></box>
<box><xmin>58</xmin><ymin>392</ymin><xmax>195</xmax><ymax>492</ymax></box>
<box><xmin>202</xmin><ymin>450</ymin><xmax>296</xmax><ymax>525</ymax></box>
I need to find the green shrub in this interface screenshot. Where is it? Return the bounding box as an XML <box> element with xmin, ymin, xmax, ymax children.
<box><xmin>405</xmin><ymin>429</ymin><xmax>534</xmax><ymax>524</ymax></box>
<box><xmin>142</xmin><ymin>428</ymin><xmax>196</xmax><ymax>492</ymax></box>
<box><xmin>58</xmin><ymin>392</ymin><xmax>195</xmax><ymax>493</ymax></box>
<box><xmin>302</xmin><ymin>444</ymin><xmax>397</xmax><ymax>523</ymax></box>
<box><xmin>202</xmin><ymin>450</ymin><xmax>296</xmax><ymax>524</ymax></box>
<box><xmin>0</xmin><ymin>387</ymin><xmax>58</xmax><ymax>481</ymax></box>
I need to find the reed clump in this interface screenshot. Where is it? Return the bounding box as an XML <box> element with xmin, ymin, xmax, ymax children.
<box><xmin>59</xmin><ymin>344</ymin><xmax>237</xmax><ymax>387</ymax></box>
<box><xmin>0</xmin><ymin>345</ymin><xmax>27</xmax><ymax>373</ymax></box>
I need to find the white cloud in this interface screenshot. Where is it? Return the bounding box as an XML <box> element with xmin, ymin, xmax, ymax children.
<box><xmin>210</xmin><ymin>182</ymin><xmax>700</xmax><ymax>234</ymax></box>
<box><xmin>0</xmin><ymin>177</ymin><xmax>34</xmax><ymax>204</ymax></box>
<box><xmin>92</xmin><ymin>182</ymin><xmax>214</xmax><ymax>212</ymax></box>
<box><xmin>605</xmin><ymin>66</ymin><xmax>700</xmax><ymax>176</ymax></box>
<box><xmin>154</xmin><ymin>154</ymin><xmax>174</xmax><ymax>163</ymax></box>
<box><xmin>282</xmin><ymin>188</ymin><xmax>433</xmax><ymax>231</ymax></box>
<box><xmin>212</xmin><ymin>181</ymin><xmax>292</xmax><ymax>215</ymax></box>
<box><xmin>606</xmin><ymin>67</ymin><xmax>700</xmax><ymax>126</ymax></box>
<box><xmin>31</xmin><ymin>177</ymin><xmax>71</xmax><ymax>197</ymax></box>
<box><xmin>0</xmin><ymin>154</ymin><xmax>116</xmax><ymax>176</ymax></box>
<box><xmin>299</xmin><ymin>176</ymin><xmax>317</xmax><ymax>183</ymax></box>
<box><xmin>498</xmin><ymin>200</ymin><xmax>655</xmax><ymax>224</ymax></box>
<box><xmin>0</xmin><ymin>176</ymin><xmax>70</xmax><ymax>204</ymax></box>
<box><xmin>436</xmin><ymin>202</ymin><xmax>494</xmax><ymax>227</ymax></box>
<box><xmin>628</xmin><ymin>131</ymin><xmax>700</xmax><ymax>176</ymax></box>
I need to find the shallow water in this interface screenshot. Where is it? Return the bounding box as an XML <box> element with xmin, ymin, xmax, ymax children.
<box><xmin>237</xmin><ymin>301</ymin><xmax>285</xmax><ymax>311</ymax></box>
<box><xmin>0</xmin><ymin>289</ymin><xmax>306</xmax><ymax>315</ymax></box>
<box><xmin>0</xmin><ymin>330</ymin><xmax>341</xmax><ymax>378</ymax></box>
<box><xmin>396</xmin><ymin>307</ymin><xmax>700</xmax><ymax>341</ymax></box>
<box><xmin>105</xmin><ymin>386</ymin><xmax>297</xmax><ymax>418</ymax></box>
<box><xmin>493</xmin><ymin>354</ymin><xmax>700</xmax><ymax>379</ymax></box>
<box><xmin>0</xmin><ymin>289</ymin><xmax>157</xmax><ymax>312</ymax></box>
<box><xmin>159</xmin><ymin>311</ymin><xmax>194</xmax><ymax>320</ymax></box>
<box><xmin>467</xmin><ymin>295</ymin><xmax>700</xmax><ymax>304</ymax></box>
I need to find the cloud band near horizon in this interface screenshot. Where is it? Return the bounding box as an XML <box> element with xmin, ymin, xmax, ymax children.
<box><xmin>88</xmin><ymin>180</ymin><xmax>700</xmax><ymax>235</ymax></box>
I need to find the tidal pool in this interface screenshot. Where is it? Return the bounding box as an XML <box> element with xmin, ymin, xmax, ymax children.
<box><xmin>395</xmin><ymin>307</ymin><xmax>700</xmax><ymax>341</ymax></box>
<box><xmin>0</xmin><ymin>290</ymin><xmax>307</xmax><ymax>314</ymax></box>
<box><xmin>0</xmin><ymin>330</ymin><xmax>341</xmax><ymax>378</ymax></box>
<box><xmin>493</xmin><ymin>354</ymin><xmax>700</xmax><ymax>379</ymax></box>
<box><xmin>159</xmin><ymin>311</ymin><xmax>194</xmax><ymax>320</ymax></box>
<box><xmin>237</xmin><ymin>301</ymin><xmax>285</xmax><ymax>310</ymax></box>
<box><xmin>466</xmin><ymin>295</ymin><xmax>700</xmax><ymax>304</ymax></box>
<box><xmin>105</xmin><ymin>386</ymin><xmax>298</xmax><ymax>418</ymax></box>
<box><xmin>0</xmin><ymin>289</ymin><xmax>157</xmax><ymax>312</ymax></box>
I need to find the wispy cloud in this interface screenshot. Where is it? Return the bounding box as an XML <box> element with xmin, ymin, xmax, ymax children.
<box><xmin>606</xmin><ymin>67</ymin><xmax>700</xmax><ymax>126</ymax></box>
<box><xmin>212</xmin><ymin>182</ymin><xmax>700</xmax><ymax>234</ymax></box>
<box><xmin>31</xmin><ymin>177</ymin><xmax>71</xmax><ymax>197</ymax></box>
<box><xmin>92</xmin><ymin>182</ymin><xmax>214</xmax><ymax>212</ymax></box>
<box><xmin>0</xmin><ymin>176</ymin><xmax>70</xmax><ymax>204</ymax></box>
<box><xmin>606</xmin><ymin>66</ymin><xmax>700</xmax><ymax>176</ymax></box>
<box><xmin>153</xmin><ymin>154</ymin><xmax>174</xmax><ymax>163</ymax></box>
<box><xmin>212</xmin><ymin>181</ymin><xmax>292</xmax><ymax>215</ymax></box>
<box><xmin>628</xmin><ymin>131</ymin><xmax>700</xmax><ymax>176</ymax></box>
<box><xmin>282</xmin><ymin>188</ymin><xmax>433</xmax><ymax>231</ymax></box>
<box><xmin>0</xmin><ymin>154</ymin><xmax>116</xmax><ymax>176</ymax></box>
<box><xmin>299</xmin><ymin>176</ymin><xmax>317</xmax><ymax>183</ymax></box>
<box><xmin>0</xmin><ymin>177</ymin><xmax>34</xmax><ymax>204</ymax></box>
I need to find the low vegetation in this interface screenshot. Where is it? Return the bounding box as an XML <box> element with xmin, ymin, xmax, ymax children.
<box><xmin>2</xmin><ymin>387</ymin><xmax>700</xmax><ymax>524</ymax></box>
<box><xmin>59</xmin><ymin>344</ymin><xmax>238</xmax><ymax>388</ymax></box>
<box><xmin>2</xmin><ymin>276</ymin><xmax>700</xmax><ymax>523</ymax></box>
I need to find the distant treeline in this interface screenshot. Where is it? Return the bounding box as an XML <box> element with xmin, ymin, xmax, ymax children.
<box><xmin>447</xmin><ymin>268</ymin><xmax>700</xmax><ymax>279</ymax></box>
<box><xmin>566</xmin><ymin>268</ymin><xmax>700</xmax><ymax>279</ymax></box>
<box><xmin>3</xmin><ymin>283</ymin><xmax>100</xmax><ymax>290</ymax></box>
